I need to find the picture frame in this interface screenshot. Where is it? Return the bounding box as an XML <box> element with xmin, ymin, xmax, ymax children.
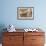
<box><xmin>17</xmin><ymin>7</ymin><xmax>34</xmax><ymax>20</ymax></box>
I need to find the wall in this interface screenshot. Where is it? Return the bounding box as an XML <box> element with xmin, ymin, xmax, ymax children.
<box><xmin>0</xmin><ymin>0</ymin><xmax>46</xmax><ymax>28</ymax></box>
<box><xmin>0</xmin><ymin>0</ymin><xmax>46</xmax><ymax>43</ymax></box>
<box><xmin>0</xmin><ymin>0</ymin><xmax>46</xmax><ymax>29</ymax></box>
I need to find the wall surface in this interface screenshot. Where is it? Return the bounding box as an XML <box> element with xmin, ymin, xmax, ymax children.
<box><xmin>0</xmin><ymin>0</ymin><xmax>46</xmax><ymax>30</ymax></box>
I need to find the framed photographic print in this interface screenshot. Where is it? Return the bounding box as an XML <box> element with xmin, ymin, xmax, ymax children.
<box><xmin>17</xmin><ymin>7</ymin><xmax>34</xmax><ymax>20</ymax></box>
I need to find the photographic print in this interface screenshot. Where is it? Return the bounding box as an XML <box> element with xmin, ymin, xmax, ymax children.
<box><xmin>17</xmin><ymin>7</ymin><xmax>34</xmax><ymax>20</ymax></box>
